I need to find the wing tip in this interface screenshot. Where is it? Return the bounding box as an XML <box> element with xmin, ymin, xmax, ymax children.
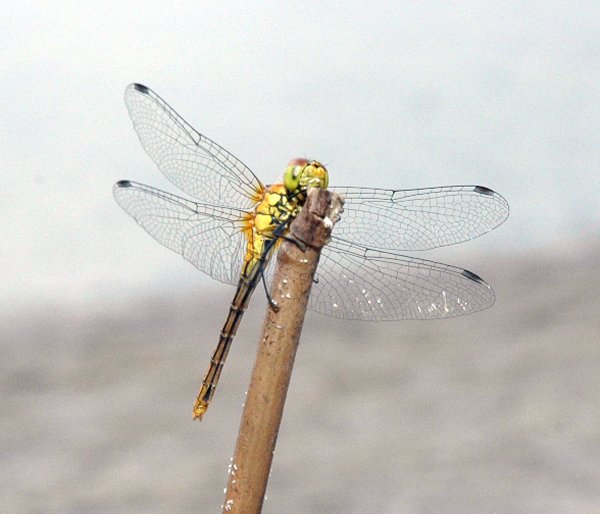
<box><xmin>473</xmin><ymin>185</ymin><xmax>510</xmax><ymax>222</ymax></box>
<box><xmin>473</xmin><ymin>185</ymin><xmax>495</xmax><ymax>196</ymax></box>
<box><xmin>130</xmin><ymin>83</ymin><xmax>150</xmax><ymax>94</ymax></box>
<box><xmin>461</xmin><ymin>268</ymin><xmax>485</xmax><ymax>284</ymax></box>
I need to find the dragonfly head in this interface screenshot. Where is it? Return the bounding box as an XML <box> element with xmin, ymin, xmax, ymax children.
<box><xmin>284</xmin><ymin>158</ymin><xmax>329</xmax><ymax>194</ymax></box>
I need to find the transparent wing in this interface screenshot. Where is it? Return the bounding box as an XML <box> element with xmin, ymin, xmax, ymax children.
<box><xmin>115</xmin><ymin>181</ymin><xmax>496</xmax><ymax>321</ymax></box>
<box><xmin>113</xmin><ymin>180</ymin><xmax>249</xmax><ymax>286</ymax></box>
<box><xmin>329</xmin><ymin>185</ymin><xmax>509</xmax><ymax>251</ymax></box>
<box><xmin>307</xmin><ymin>238</ymin><xmax>495</xmax><ymax>321</ymax></box>
<box><xmin>124</xmin><ymin>84</ymin><xmax>265</xmax><ymax>209</ymax></box>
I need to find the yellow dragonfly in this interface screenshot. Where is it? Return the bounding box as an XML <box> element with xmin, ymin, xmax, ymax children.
<box><xmin>114</xmin><ymin>84</ymin><xmax>509</xmax><ymax>420</ymax></box>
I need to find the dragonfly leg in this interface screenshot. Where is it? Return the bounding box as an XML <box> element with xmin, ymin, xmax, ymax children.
<box><xmin>273</xmin><ymin>217</ymin><xmax>307</xmax><ymax>251</ymax></box>
<box><xmin>261</xmin><ymin>266</ymin><xmax>280</xmax><ymax>312</ymax></box>
<box><xmin>281</xmin><ymin>233</ymin><xmax>307</xmax><ymax>251</ymax></box>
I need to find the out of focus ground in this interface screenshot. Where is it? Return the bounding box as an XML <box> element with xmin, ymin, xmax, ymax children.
<box><xmin>2</xmin><ymin>241</ymin><xmax>599</xmax><ymax>513</ymax></box>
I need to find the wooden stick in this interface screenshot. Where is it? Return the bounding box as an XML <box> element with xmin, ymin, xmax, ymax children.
<box><xmin>222</xmin><ymin>188</ymin><xmax>343</xmax><ymax>514</ymax></box>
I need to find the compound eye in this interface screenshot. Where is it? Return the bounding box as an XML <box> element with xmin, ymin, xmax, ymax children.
<box><xmin>284</xmin><ymin>164</ymin><xmax>302</xmax><ymax>191</ymax></box>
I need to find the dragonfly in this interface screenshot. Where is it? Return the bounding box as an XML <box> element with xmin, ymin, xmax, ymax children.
<box><xmin>114</xmin><ymin>83</ymin><xmax>509</xmax><ymax>420</ymax></box>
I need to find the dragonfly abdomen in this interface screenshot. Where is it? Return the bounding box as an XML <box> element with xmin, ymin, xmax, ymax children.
<box><xmin>192</xmin><ymin>269</ymin><xmax>262</xmax><ymax>420</ymax></box>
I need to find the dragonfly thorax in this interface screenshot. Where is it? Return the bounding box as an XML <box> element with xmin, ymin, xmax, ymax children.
<box><xmin>253</xmin><ymin>184</ymin><xmax>294</xmax><ymax>234</ymax></box>
<box><xmin>283</xmin><ymin>158</ymin><xmax>329</xmax><ymax>195</ymax></box>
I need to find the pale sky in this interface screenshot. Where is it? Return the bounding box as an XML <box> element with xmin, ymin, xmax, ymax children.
<box><xmin>2</xmin><ymin>1</ymin><xmax>599</xmax><ymax>310</ymax></box>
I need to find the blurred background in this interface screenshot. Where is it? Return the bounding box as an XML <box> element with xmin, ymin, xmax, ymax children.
<box><xmin>2</xmin><ymin>2</ymin><xmax>599</xmax><ymax>512</ymax></box>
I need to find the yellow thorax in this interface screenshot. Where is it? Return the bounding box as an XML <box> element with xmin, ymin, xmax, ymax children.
<box><xmin>241</xmin><ymin>159</ymin><xmax>329</xmax><ymax>276</ymax></box>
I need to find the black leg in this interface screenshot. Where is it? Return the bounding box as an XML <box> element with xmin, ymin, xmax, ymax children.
<box><xmin>281</xmin><ymin>233</ymin><xmax>307</xmax><ymax>251</ymax></box>
<box><xmin>260</xmin><ymin>266</ymin><xmax>280</xmax><ymax>312</ymax></box>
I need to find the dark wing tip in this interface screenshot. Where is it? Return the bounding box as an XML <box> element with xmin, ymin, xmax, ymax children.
<box><xmin>115</xmin><ymin>179</ymin><xmax>133</xmax><ymax>188</ymax></box>
<box><xmin>461</xmin><ymin>269</ymin><xmax>485</xmax><ymax>284</ymax></box>
<box><xmin>131</xmin><ymin>83</ymin><xmax>150</xmax><ymax>94</ymax></box>
<box><xmin>473</xmin><ymin>185</ymin><xmax>495</xmax><ymax>196</ymax></box>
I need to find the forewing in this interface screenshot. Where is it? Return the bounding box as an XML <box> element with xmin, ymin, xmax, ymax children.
<box><xmin>308</xmin><ymin>238</ymin><xmax>495</xmax><ymax>321</ymax></box>
<box><xmin>124</xmin><ymin>84</ymin><xmax>265</xmax><ymax>209</ymax></box>
<box><xmin>329</xmin><ymin>185</ymin><xmax>509</xmax><ymax>251</ymax></box>
<box><xmin>113</xmin><ymin>180</ymin><xmax>248</xmax><ymax>286</ymax></box>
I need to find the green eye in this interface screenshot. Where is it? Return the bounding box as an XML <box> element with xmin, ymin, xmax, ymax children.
<box><xmin>284</xmin><ymin>165</ymin><xmax>301</xmax><ymax>192</ymax></box>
